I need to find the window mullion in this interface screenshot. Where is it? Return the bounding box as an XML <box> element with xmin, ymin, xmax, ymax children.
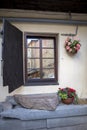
<box><xmin>40</xmin><ymin>39</ymin><xmax>43</xmax><ymax>79</ymax></box>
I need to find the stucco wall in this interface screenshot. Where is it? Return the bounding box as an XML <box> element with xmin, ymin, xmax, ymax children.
<box><xmin>0</xmin><ymin>35</ymin><xmax>2</xmax><ymax>85</ymax></box>
<box><xmin>0</xmin><ymin>27</ymin><xmax>8</xmax><ymax>101</ymax></box>
<box><xmin>0</xmin><ymin>22</ymin><xmax>87</xmax><ymax>101</ymax></box>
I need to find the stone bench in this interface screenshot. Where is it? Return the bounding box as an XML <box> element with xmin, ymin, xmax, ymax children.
<box><xmin>0</xmin><ymin>104</ymin><xmax>87</xmax><ymax>130</ymax></box>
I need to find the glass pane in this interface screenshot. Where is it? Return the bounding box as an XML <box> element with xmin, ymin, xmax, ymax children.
<box><xmin>27</xmin><ymin>68</ymin><xmax>40</xmax><ymax>79</ymax></box>
<box><xmin>26</xmin><ymin>37</ymin><xmax>56</xmax><ymax>80</ymax></box>
<box><xmin>27</xmin><ymin>59</ymin><xmax>40</xmax><ymax>68</ymax></box>
<box><xmin>42</xmin><ymin>49</ymin><xmax>54</xmax><ymax>58</ymax></box>
<box><xmin>27</xmin><ymin>48</ymin><xmax>40</xmax><ymax>58</ymax></box>
<box><xmin>42</xmin><ymin>69</ymin><xmax>55</xmax><ymax>78</ymax></box>
<box><xmin>27</xmin><ymin>38</ymin><xmax>39</xmax><ymax>47</ymax></box>
<box><xmin>42</xmin><ymin>59</ymin><xmax>54</xmax><ymax>68</ymax></box>
<box><xmin>42</xmin><ymin>39</ymin><xmax>54</xmax><ymax>48</ymax></box>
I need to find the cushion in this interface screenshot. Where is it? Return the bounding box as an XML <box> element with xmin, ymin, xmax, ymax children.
<box><xmin>14</xmin><ymin>93</ymin><xmax>59</xmax><ymax>110</ymax></box>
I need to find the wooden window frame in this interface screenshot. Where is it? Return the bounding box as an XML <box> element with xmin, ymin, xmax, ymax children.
<box><xmin>24</xmin><ymin>32</ymin><xmax>58</xmax><ymax>86</ymax></box>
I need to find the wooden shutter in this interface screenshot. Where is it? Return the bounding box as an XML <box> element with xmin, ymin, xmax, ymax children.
<box><xmin>3</xmin><ymin>20</ymin><xmax>23</xmax><ymax>92</ymax></box>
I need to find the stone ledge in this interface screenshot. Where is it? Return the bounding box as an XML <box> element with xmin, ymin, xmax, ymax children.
<box><xmin>0</xmin><ymin>104</ymin><xmax>87</xmax><ymax>130</ymax></box>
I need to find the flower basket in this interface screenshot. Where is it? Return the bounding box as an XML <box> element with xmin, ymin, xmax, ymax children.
<box><xmin>65</xmin><ymin>37</ymin><xmax>81</xmax><ymax>54</ymax></box>
<box><xmin>62</xmin><ymin>97</ymin><xmax>74</xmax><ymax>104</ymax></box>
<box><xmin>57</xmin><ymin>87</ymin><xmax>78</xmax><ymax>104</ymax></box>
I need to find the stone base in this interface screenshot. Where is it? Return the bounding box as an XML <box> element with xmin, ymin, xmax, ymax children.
<box><xmin>0</xmin><ymin>104</ymin><xmax>87</xmax><ymax>130</ymax></box>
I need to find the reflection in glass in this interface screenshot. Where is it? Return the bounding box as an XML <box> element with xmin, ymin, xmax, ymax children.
<box><xmin>42</xmin><ymin>49</ymin><xmax>54</xmax><ymax>58</ymax></box>
<box><xmin>42</xmin><ymin>59</ymin><xmax>54</xmax><ymax>68</ymax></box>
<box><xmin>42</xmin><ymin>69</ymin><xmax>54</xmax><ymax>78</ymax></box>
<box><xmin>42</xmin><ymin>39</ymin><xmax>54</xmax><ymax>48</ymax></box>
<box><xmin>27</xmin><ymin>59</ymin><xmax>40</xmax><ymax>69</ymax></box>
<box><xmin>27</xmin><ymin>39</ymin><xmax>39</xmax><ymax>47</ymax></box>
<box><xmin>27</xmin><ymin>68</ymin><xmax>40</xmax><ymax>79</ymax></box>
<box><xmin>27</xmin><ymin>48</ymin><xmax>40</xmax><ymax>58</ymax></box>
<box><xmin>27</xmin><ymin>38</ymin><xmax>55</xmax><ymax>80</ymax></box>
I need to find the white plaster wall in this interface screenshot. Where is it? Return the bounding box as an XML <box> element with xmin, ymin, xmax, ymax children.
<box><xmin>0</xmin><ymin>36</ymin><xmax>2</xmax><ymax>85</ymax></box>
<box><xmin>0</xmin><ymin>27</ymin><xmax>8</xmax><ymax>101</ymax></box>
<box><xmin>0</xmin><ymin>22</ymin><xmax>87</xmax><ymax>100</ymax></box>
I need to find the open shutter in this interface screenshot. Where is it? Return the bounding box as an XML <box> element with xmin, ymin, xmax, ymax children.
<box><xmin>3</xmin><ymin>20</ymin><xmax>23</xmax><ymax>92</ymax></box>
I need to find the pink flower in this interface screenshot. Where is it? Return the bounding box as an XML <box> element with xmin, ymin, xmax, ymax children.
<box><xmin>65</xmin><ymin>40</ymin><xmax>68</xmax><ymax>43</ymax></box>
<box><xmin>76</xmin><ymin>47</ymin><xmax>80</xmax><ymax>51</ymax></box>
<box><xmin>69</xmin><ymin>48</ymin><xmax>72</xmax><ymax>52</ymax></box>
<box><xmin>66</xmin><ymin>46</ymin><xmax>70</xmax><ymax>50</ymax></box>
<box><xmin>74</xmin><ymin>46</ymin><xmax>76</xmax><ymax>49</ymax></box>
<box><xmin>68</xmin><ymin>42</ymin><xmax>72</xmax><ymax>45</ymax></box>
<box><xmin>76</xmin><ymin>44</ymin><xmax>81</xmax><ymax>48</ymax></box>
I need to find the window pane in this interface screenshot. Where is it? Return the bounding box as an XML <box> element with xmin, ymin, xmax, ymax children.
<box><xmin>27</xmin><ymin>59</ymin><xmax>40</xmax><ymax>68</ymax></box>
<box><xmin>42</xmin><ymin>69</ymin><xmax>54</xmax><ymax>78</ymax></box>
<box><xmin>42</xmin><ymin>39</ymin><xmax>54</xmax><ymax>48</ymax></box>
<box><xmin>27</xmin><ymin>38</ymin><xmax>39</xmax><ymax>47</ymax></box>
<box><xmin>42</xmin><ymin>59</ymin><xmax>54</xmax><ymax>68</ymax></box>
<box><xmin>42</xmin><ymin>49</ymin><xmax>54</xmax><ymax>58</ymax></box>
<box><xmin>27</xmin><ymin>68</ymin><xmax>40</xmax><ymax>79</ymax></box>
<box><xmin>27</xmin><ymin>48</ymin><xmax>40</xmax><ymax>58</ymax></box>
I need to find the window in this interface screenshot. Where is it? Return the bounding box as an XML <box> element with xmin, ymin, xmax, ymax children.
<box><xmin>24</xmin><ymin>33</ymin><xmax>58</xmax><ymax>85</ymax></box>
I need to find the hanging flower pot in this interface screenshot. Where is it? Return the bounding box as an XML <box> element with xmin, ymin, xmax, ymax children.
<box><xmin>65</xmin><ymin>37</ymin><xmax>81</xmax><ymax>54</ymax></box>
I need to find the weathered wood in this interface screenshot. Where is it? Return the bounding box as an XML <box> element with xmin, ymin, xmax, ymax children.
<box><xmin>3</xmin><ymin>20</ymin><xmax>23</xmax><ymax>92</ymax></box>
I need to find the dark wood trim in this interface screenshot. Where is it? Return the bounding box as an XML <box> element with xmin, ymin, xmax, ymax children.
<box><xmin>3</xmin><ymin>20</ymin><xmax>24</xmax><ymax>92</ymax></box>
<box><xmin>40</xmin><ymin>39</ymin><xmax>42</xmax><ymax>79</ymax></box>
<box><xmin>25</xmin><ymin>32</ymin><xmax>58</xmax><ymax>38</ymax></box>
<box><xmin>24</xmin><ymin>32</ymin><xmax>58</xmax><ymax>85</ymax></box>
<box><xmin>24</xmin><ymin>32</ymin><xmax>28</xmax><ymax>82</ymax></box>
<box><xmin>55</xmin><ymin>34</ymin><xmax>58</xmax><ymax>82</ymax></box>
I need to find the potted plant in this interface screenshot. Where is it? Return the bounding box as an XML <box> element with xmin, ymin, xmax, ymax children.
<box><xmin>57</xmin><ymin>87</ymin><xmax>78</xmax><ymax>104</ymax></box>
<box><xmin>65</xmin><ymin>37</ymin><xmax>81</xmax><ymax>54</ymax></box>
